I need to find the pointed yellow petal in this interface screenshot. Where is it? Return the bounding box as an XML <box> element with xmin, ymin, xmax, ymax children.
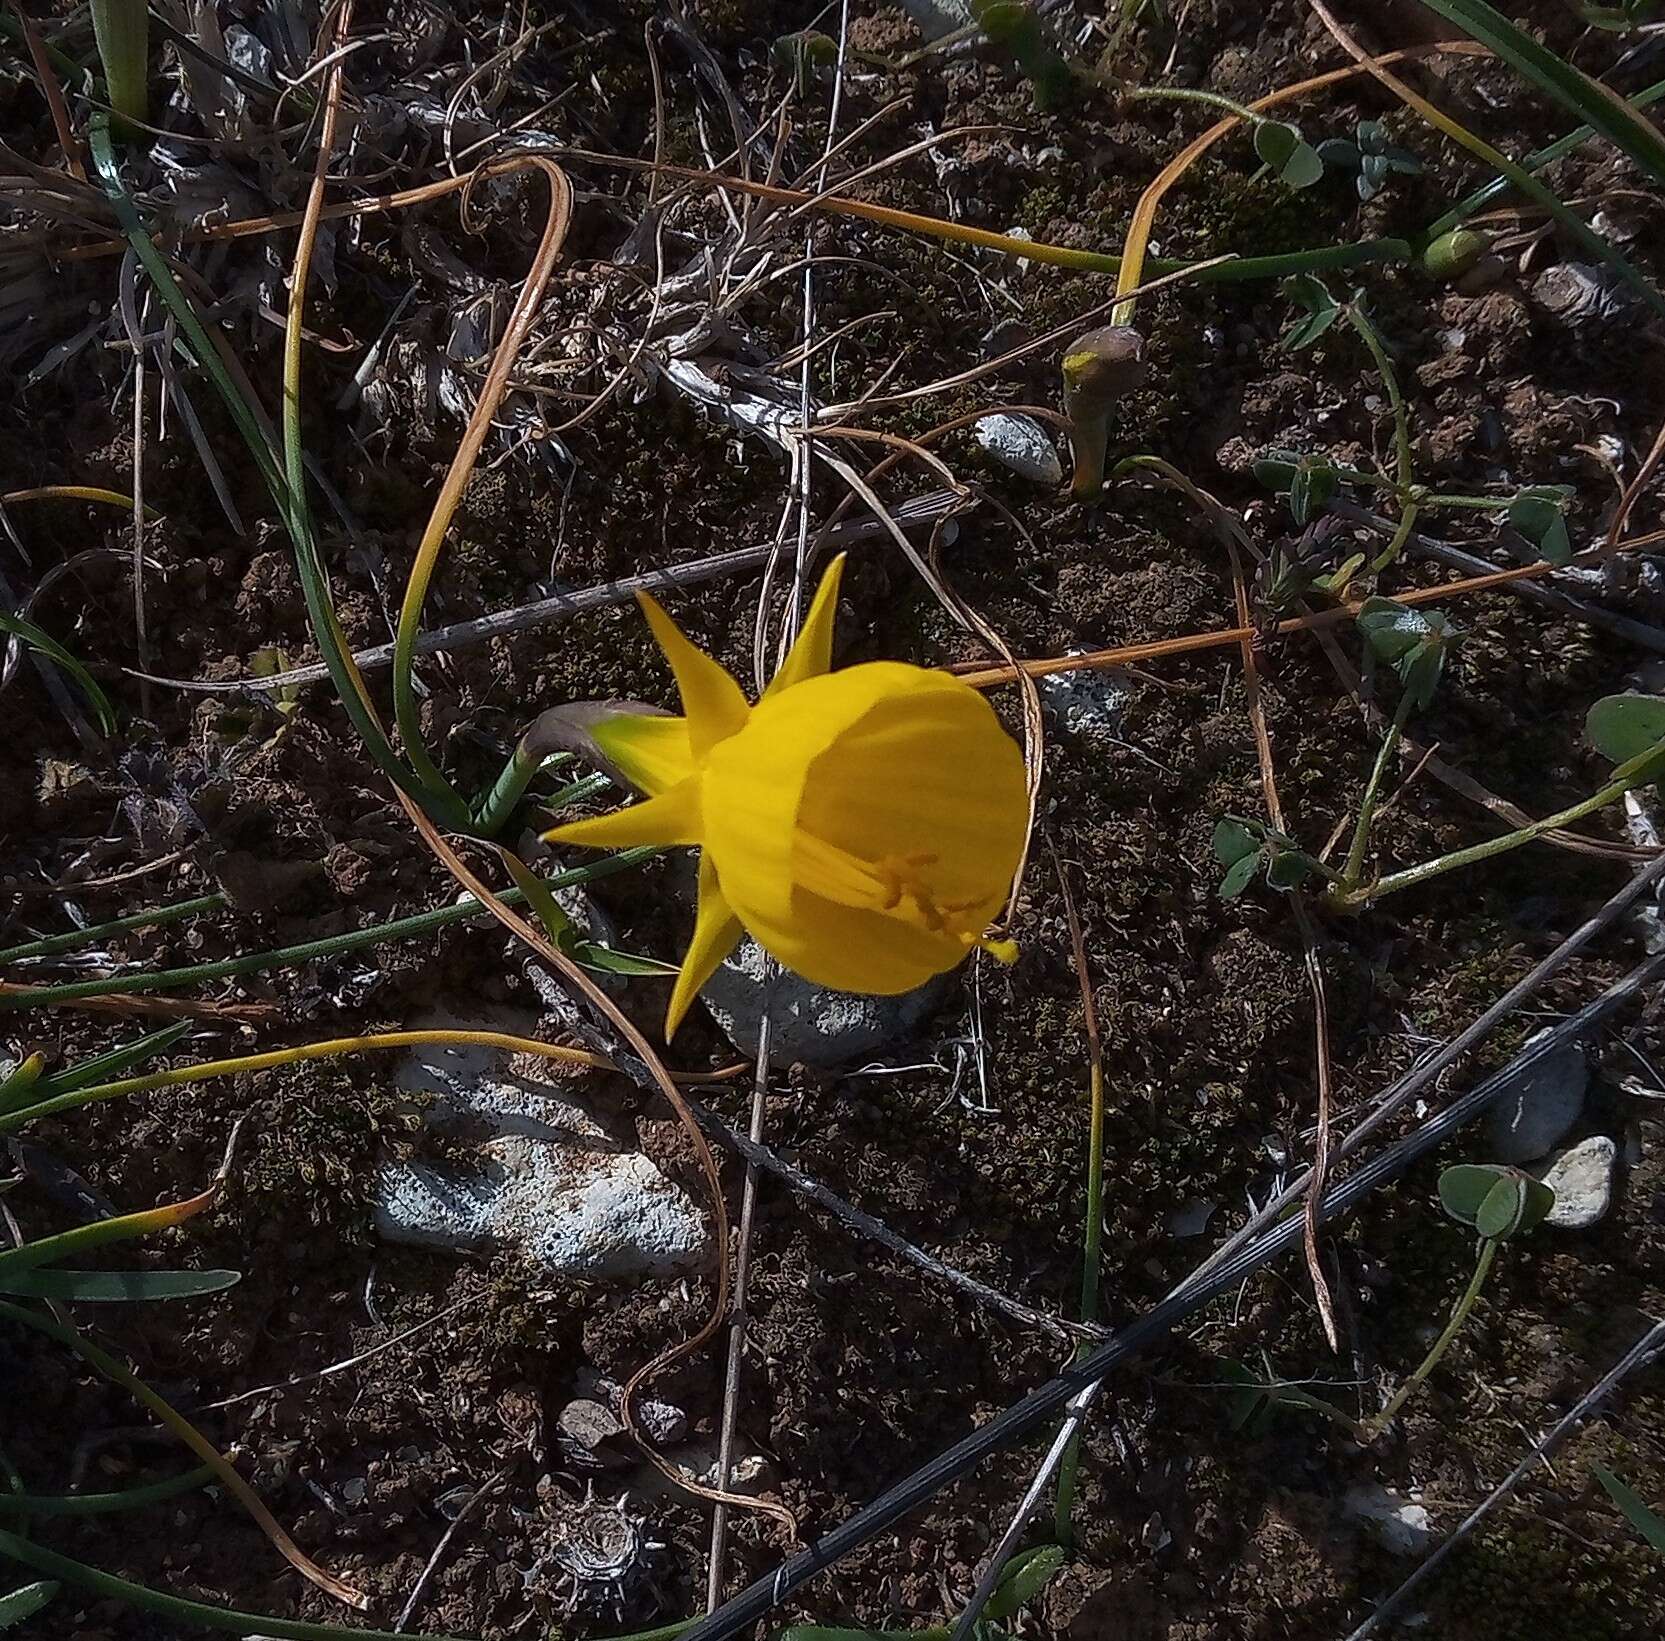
<box><xmin>763</xmin><ymin>552</ymin><xmax>846</xmax><ymax>700</ymax></box>
<box><xmin>542</xmin><ymin>777</ymin><xmax>702</xmax><ymax>851</ymax></box>
<box><xmin>637</xmin><ymin>593</ymin><xmax>749</xmax><ymax>757</ymax></box>
<box><xmin>593</xmin><ymin>713</ymin><xmax>695</xmax><ymax>796</ymax></box>
<box><xmin>665</xmin><ymin>853</ymin><xmax>743</xmax><ymax>1039</ymax></box>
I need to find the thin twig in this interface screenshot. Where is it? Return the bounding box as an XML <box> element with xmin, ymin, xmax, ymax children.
<box><xmin>683</xmin><ymin>1095</ymin><xmax>1094</xmax><ymax>1344</ymax></box>
<box><xmin>394</xmin><ymin>1465</ymin><xmax>511</xmax><ymax>1634</ymax></box>
<box><xmin>134</xmin><ymin>490</ymin><xmax>965</xmax><ymax>696</ymax></box>
<box><xmin>1345</xmin><ymin>1319</ymin><xmax>1665</xmax><ymax>1641</ymax></box>
<box><xmin>1334</xmin><ymin>502</ymin><xmax>1665</xmax><ymax>656</ymax></box>
<box><xmin>706</xmin><ymin>999</ymin><xmax>772</xmax><ymax>1611</ymax></box>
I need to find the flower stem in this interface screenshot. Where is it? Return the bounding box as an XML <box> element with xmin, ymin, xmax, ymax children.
<box><xmin>89</xmin><ymin>0</ymin><xmax>148</xmax><ymax>131</ymax></box>
<box><xmin>1362</xmin><ymin>1236</ymin><xmax>1498</xmax><ymax>1441</ymax></box>
<box><xmin>0</xmin><ymin>893</ymin><xmax>227</xmax><ymax>965</ymax></box>
<box><xmin>1053</xmin><ymin>1054</ymin><xmax>1104</xmax><ymax>1543</ymax></box>
<box><xmin>1341</xmin><ymin>688</ymin><xmax>1417</xmax><ymax>892</ymax></box>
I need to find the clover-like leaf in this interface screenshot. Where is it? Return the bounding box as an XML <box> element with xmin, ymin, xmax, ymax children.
<box><xmin>1253</xmin><ymin>450</ymin><xmax>1301</xmax><ymax>492</ymax></box>
<box><xmin>1213</xmin><ymin>817</ymin><xmax>1262</xmax><ymax>866</ymax></box>
<box><xmin>1289</xmin><ymin>456</ymin><xmax>1338</xmax><ymax>526</ymax></box>
<box><xmin>1474</xmin><ymin>1171</ymin><xmax>1555</xmax><ymax>1240</ymax></box>
<box><xmin>1439</xmin><ymin>1163</ymin><xmax>1553</xmax><ymax>1239</ymax></box>
<box><xmin>1356</xmin><ymin>597</ymin><xmax>1457</xmax><ymax>709</ymax></box>
<box><xmin>1219</xmin><ymin>852</ymin><xmax>1261</xmax><ymax>900</ymax></box>
<box><xmin>1586</xmin><ymin>693</ymin><xmax>1665</xmax><ymax>767</ymax></box>
<box><xmin>1254</xmin><ymin>120</ymin><xmax>1324</xmax><ymax>189</ymax></box>
<box><xmin>1439</xmin><ymin>1163</ymin><xmax>1504</xmax><ymax>1228</ymax></box>
<box><xmin>1265</xmin><ymin>846</ymin><xmax>1315</xmax><ymax>892</ymax></box>
<box><xmin>1507</xmin><ymin>485</ymin><xmax>1575</xmax><ymax>566</ymax></box>
<box><xmin>1281</xmin><ymin>274</ymin><xmax>1341</xmax><ymax>349</ymax></box>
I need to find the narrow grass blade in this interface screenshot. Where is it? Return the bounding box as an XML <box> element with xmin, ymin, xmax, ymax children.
<box><xmin>1593</xmin><ymin>1463</ymin><xmax>1665</xmax><ymax>1552</ymax></box>
<box><xmin>0</xmin><ymin>1529</ymin><xmax>461</xmax><ymax>1639</ymax></box>
<box><xmin>0</xmin><ymin>1579</ymin><xmax>57</xmax><ymax>1628</ymax></box>
<box><xmin>35</xmin><ymin>1021</ymin><xmax>190</xmax><ymax>1096</ymax></box>
<box><xmin>0</xmin><ymin>1466</ymin><xmax>214</xmax><ymax>1517</ymax></box>
<box><xmin>0</xmin><ymin>1268</ymin><xmax>241</xmax><ymax>1302</ymax></box>
<box><xmin>1417</xmin><ymin>0</ymin><xmax>1665</xmax><ymax>184</ymax></box>
<box><xmin>0</xmin><ymin>611</ymin><xmax>117</xmax><ymax>733</ymax></box>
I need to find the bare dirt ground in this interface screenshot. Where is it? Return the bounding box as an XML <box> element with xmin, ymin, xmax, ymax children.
<box><xmin>3</xmin><ymin>4</ymin><xmax>1665</xmax><ymax>1638</ymax></box>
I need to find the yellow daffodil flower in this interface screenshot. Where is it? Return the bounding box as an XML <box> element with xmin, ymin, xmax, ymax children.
<box><xmin>543</xmin><ymin>555</ymin><xmax>1028</xmax><ymax>1038</ymax></box>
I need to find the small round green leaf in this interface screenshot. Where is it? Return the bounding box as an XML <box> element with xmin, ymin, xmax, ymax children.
<box><xmin>1253</xmin><ymin>451</ymin><xmax>1300</xmax><ymax>492</ymax></box>
<box><xmin>1475</xmin><ymin>1173</ymin><xmax>1530</xmax><ymax>1239</ymax></box>
<box><xmin>1265</xmin><ymin>848</ymin><xmax>1314</xmax><ymax>891</ymax></box>
<box><xmin>1439</xmin><ymin>1163</ymin><xmax>1502</xmax><ymax>1228</ymax></box>
<box><xmin>1219</xmin><ymin>852</ymin><xmax>1261</xmax><ymax>900</ymax></box>
<box><xmin>1213</xmin><ymin>818</ymin><xmax>1261</xmax><ymax>865</ymax></box>
<box><xmin>1585</xmin><ymin>693</ymin><xmax>1665</xmax><ymax>765</ymax></box>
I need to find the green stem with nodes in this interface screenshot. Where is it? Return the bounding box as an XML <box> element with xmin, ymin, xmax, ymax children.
<box><xmin>1341</xmin><ymin>301</ymin><xmax>1420</xmax><ymax>567</ymax></box>
<box><xmin>1341</xmin><ymin>689</ymin><xmax>1418</xmax><ymax>893</ymax></box>
<box><xmin>1334</xmin><ymin>741</ymin><xmax>1665</xmax><ymax>909</ymax></box>
<box><xmin>0</xmin><ymin>894</ymin><xmax>227</xmax><ymax>966</ymax></box>
<box><xmin>1362</xmin><ymin>1236</ymin><xmax>1499</xmax><ymax>1441</ymax></box>
<box><xmin>1423</xmin><ymin>73</ymin><xmax>1665</xmax><ymax>242</ymax></box>
<box><xmin>0</xmin><ymin>849</ymin><xmax>656</xmax><ymax>1009</ymax></box>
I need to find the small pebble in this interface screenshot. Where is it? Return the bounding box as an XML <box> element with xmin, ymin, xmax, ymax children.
<box><xmin>1536</xmin><ymin>1135</ymin><xmax>1617</xmax><ymax>1229</ymax></box>
<box><xmin>973</xmin><ymin>413</ymin><xmax>1063</xmax><ymax>485</ymax></box>
<box><xmin>1345</xmin><ymin>1484</ymin><xmax>1434</xmax><ymax>1555</ymax></box>
<box><xmin>1485</xmin><ymin>1031</ymin><xmax>1588</xmax><ymax>1163</ymax></box>
<box><xmin>702</xmin><ymin>937</ymin><xmax>952</xmax><ymax>1069</ymax></box>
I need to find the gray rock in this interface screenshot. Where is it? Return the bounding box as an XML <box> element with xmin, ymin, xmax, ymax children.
<box><xmin>1484</xmin><ymin>1031</ymin><xmax>1588</xmax><ymax>1163</ymax></box>
<box><xmin>1039</xmin><ymin>662</ymin><xmax>1135</xmax><ymax>749</ymax></box>
<box><xmin>700</xmin><ymin>937</ymin><xmax>953</xmax><ymax>1069</ymax></box>
<box><xmin>1344</xmin><ymin>1484</ymin><xmax>1434</xmax><ymax>1556</ymax></box>
<box><xmin>974</xmin><ymin>413</ymin><xmax>1064</xmax><ymax>485</ymax></box>
<box><xmin>1537</xmin><ymin>1134</ymin><xmax>1617</xmax><ymax>1229</ymax></box>
<box><xmin>374</xmin><ymin>1019</ymin><xmax>707</xmax><ymax>1280</ymax></box>
<box><xmin>898</xmin><ymin>0</ymin><xmax>975</xmax><ymax>40</ymax></box>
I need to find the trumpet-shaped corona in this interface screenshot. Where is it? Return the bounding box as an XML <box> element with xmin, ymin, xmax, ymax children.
<box><xmin>544</xmin><ymin>556</ymin><xmax>1028</xmax><ymax>1038</ymax></box>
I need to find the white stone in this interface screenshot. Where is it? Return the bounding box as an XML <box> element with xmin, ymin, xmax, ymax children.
<box><xmin>1537</xmin><ymin>1134</ymin><xmax>1616</xmax><ymax>1229</ymax></box>
<box><xmin>1484</xmin><ymin>1031</ymin><xmax>1588</xmax><ymax>1163</ymax></box>
<box><xmin>974</xmin><ymin>413</ymin><xmax>1064</xmax><ymax>485</ymax></box>
<box><xmin>1039</xmin><ymin>662</ymin><xmax>1135</xmax><ymax>748</ymax></box>
<box><xmin>1344</xmin><ymin>1484</ymin><xmax>1434</xmax><ymax>1556</ymax></box>
<box><xmin>374</xmin><ymin>1020</ymin><xmax>707</xmax><ymax>1281</ymax></box>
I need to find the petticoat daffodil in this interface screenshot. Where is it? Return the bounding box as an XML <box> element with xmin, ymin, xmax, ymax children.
<box><xmin>543</xmin><ymin>554</ymin><xmax>1028</xmax><ymax>1039</ymax></box>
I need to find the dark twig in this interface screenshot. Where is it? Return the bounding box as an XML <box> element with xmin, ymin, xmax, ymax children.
<box><xmin>1344</xmin><ymin>1319</ymin><xmax>1665</xmax><ymax>1641</ymax></box>
<box><xmin>1193</xmin><ymin>847</ymin><xmax>1665</xmax><ymax>1283</ymax></box>
<box><xmin>133</xmin><ymin>490</ymin><xmax>968</xmax><ymax>696</ymax></box>
<box><xmin>394</xmin><ymin>1464</ymin><xmax>511</xmax><ymax>1633</ymax></box>
<box><xmin>684</xmin><ymin>1095</ymin><xmax>1095</xmax><ymax>1345</ymax></box>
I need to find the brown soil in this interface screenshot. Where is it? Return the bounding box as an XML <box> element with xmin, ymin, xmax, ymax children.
<box><xmin>3</xmin><ymin>4</ymin><xmax>1664</xmax><ymax>1640</ymax></box>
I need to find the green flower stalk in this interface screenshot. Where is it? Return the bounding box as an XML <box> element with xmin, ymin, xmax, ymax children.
<box><xmin>1061</xmin><ymin>327</ymin><xmax>1146</xmax><ymax>498</ymax></box>
<box><xmin>91</xmin><ymin>1</ymin><xmax>150</xmax><ymax>132</ymax></box>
